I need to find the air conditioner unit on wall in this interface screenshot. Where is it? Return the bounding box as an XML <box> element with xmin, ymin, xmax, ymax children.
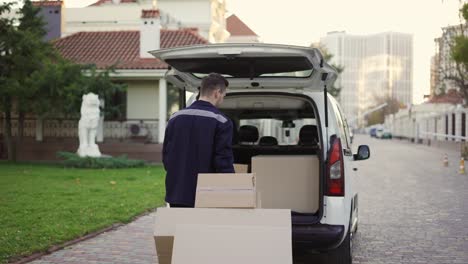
<box><xmin>128</xmin><ymin>122</ymin><xmax>153</xmax><ymax>142</ymax></box>
<box><xmin>129</xmin><ymin>123</ymin><xmax>142</xmax><ymax>136</ymax></box>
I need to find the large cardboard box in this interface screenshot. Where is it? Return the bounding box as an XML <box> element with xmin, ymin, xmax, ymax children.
<box><xmin>153</xmin><ymin>208</ymin><xmax>291</xmax><ymax>264</ymax></box>
<box><xmin>172</xmin><ymin>224</ymin><xmax>292</xmax><ymax>264</ymax></box>
<box><xmin>195</xmin><ymin>173</ymin><xmax>256</xmax><ymax>208</ymax></box>
<box><xmin>252</xmin><ymin>155</ymin><xmax>319</xmax><ymax>213</ymax></box>
<box><xmin>234</xmin><ymin>163</ymin><xmax>248</xmax><ymax>173</ymax></box>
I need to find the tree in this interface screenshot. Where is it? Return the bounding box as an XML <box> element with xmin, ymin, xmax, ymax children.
<box><xmin>437</xmin><ymin>2</ymin><xmax>468</xmax><ymax>105</ymax></box>
<box><xmin>0</xmin><ymin>0</ymin><xmax>57</xmax><ymax>161</ymax></box>
<box><xmin>14</xmin><ymin>0</ymin><xmax>57</xmax><ymax>140</ymax></box>
<box><xmin>167</xmin><ymin>84</ymin><xmax>180</xmax><ymax>118</ymax></box>
<box><xmin>27</xmin><ymin>60</ymin><xmax>126</xmax><ymax>120</ymax></box>
<box><xmin>364</xmin><ymin>96</ymin><xmax>403</xmax><ymax>126</ymax></box>
<box><xmin>0</xmin><ymin>1</ymin><xmax>126</xmax><ymax>162</ymax></box>
<box><xmin>0</xmin><ymin>2</ymin><xmax>18</xmax><ymax>161</ymax></box>
<box><xmin>310</xmin><ymin>43</ymin><xmax>344</xmax><ymax>98</ymax></box>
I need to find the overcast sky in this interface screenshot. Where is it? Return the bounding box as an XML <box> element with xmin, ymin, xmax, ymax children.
<box><xmin>3</xmin><ymin>0</ymin><xmax>464</xmax><ymax>104</ymax></box>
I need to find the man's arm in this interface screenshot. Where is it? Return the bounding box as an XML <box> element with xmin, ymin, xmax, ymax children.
<box><xmin>162</xmin><ymin>122</ymin><xmax>171</xmax><ymax>171</ymax></box>
<box><xmin>213</xmin><ymin>120</ymin><xmax>235</xmax><ymax>173</ymax></box>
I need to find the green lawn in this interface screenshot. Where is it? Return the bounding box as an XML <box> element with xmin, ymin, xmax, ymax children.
<box><xmin>0</xmin><ymin>162</ymin><xmax>166</xmax><ymax>263</ymax></box>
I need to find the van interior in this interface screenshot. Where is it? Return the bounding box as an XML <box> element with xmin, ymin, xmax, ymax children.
<box><xmin>221</xmin><ymin>94</ymin><xmax>322</xmax><ymax>215</ymax></box>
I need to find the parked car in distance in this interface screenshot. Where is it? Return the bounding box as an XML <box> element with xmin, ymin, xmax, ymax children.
<box><xmin>375</xmin><ymin>128</ymin><xmax>384</xmax><ymax>138</ymax></box>
<box><xmin>382</xmin><ymin>129</ymin><xmax>392</xmax><ymax>139</ymax></box>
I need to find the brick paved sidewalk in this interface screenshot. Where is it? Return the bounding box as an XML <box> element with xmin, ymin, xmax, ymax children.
<box><xmin>30</xmin><ymin>213</ymin><xmax>158</xmax><ymax>264</ymax></box>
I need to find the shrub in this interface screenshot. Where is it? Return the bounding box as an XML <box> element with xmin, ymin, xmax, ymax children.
<box><xmin>56</xmin><ymin>152</ymin><xmax>146</xmax><ymax>168</ymax></box>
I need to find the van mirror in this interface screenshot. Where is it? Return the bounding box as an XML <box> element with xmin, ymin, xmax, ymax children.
<box><xmin>354</xmin><ymin>145</ymin><xmax>370</xmax><ymax>161</ymax></box>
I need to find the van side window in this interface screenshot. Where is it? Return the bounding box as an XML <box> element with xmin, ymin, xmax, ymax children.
<box><xmin>330</xmin><ymin>97</ymin><xmax>350</xmax><ymax>151</ymax></box>
<box><xmin>336</xmin><ymin>104</ymin><xmax>351</xmax><ymax>150</ymax></box>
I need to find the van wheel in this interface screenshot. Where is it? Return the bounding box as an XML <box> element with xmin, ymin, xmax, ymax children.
<box><xmin>327</xmin><ymin>231</ymin><xmax>352</xmax><ymax>264</ymax></box>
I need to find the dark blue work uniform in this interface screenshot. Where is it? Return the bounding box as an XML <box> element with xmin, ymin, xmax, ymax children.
<box><xmin>162</xmin><ymin>100</ymin><xmax>235</xmax><ymax>207</ymax></box>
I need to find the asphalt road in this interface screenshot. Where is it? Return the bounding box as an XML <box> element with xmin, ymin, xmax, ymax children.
<box><xmin>349</xmin><ymin>135</ymin><xmax>468</xmax><ymax>264</ymax></box>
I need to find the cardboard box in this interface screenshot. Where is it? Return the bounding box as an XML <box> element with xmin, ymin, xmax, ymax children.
<box><xmin>252</xmin><ymin>155</ymin><xmax>319</xmax><ymax>213</ymax></box>
<box><xmin>195</xmin><ymin>173</ymin><xmax>256</xmax><ymax>208</ymax></box>
<box><xmin>154</xmin><ymin>236</ymin><xmax>173</xmax><ymax>264</ymax></box>
<box><xmin>172</xmin><ymin>224</ymin><xmax>292</xmax><ymax>264</ymax></box>
<box><xmin>234</xmin><ymin>163</ymin><xmax>248</xmax><ymax>173</ymax></box>
<box><xmin>153</xmin><ymin>208</ymin><xmax>291</xmax><ymax>263</ymax></box>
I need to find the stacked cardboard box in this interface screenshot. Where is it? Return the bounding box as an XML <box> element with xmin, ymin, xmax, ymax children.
<box><xmin>234</xmin><ymin>163</ymin><xmax>248</xmax><ymax>173</ymax></box>
<box><xmin>154</xmin><ymin>208</ymin><xmax>292</xmax><ymax>264</ymax></box>
<box><xmin>195</xmin><ymin>173</ymin><xmax>257</xmax><ymax>208</ymax></box>
<box><xmin>172</xmin><ymin>224</ymin><xmax>292</xmax><ymax>264</ymax></box>
<box><xmin>252</xmin><ymin>155</ymin><xmax>319</xmax><ymax>213</ymax></box>
<box><xmin>153</xmin><ymin>167</ymin><xmax>304</xmax><ymax>263</ymax></box>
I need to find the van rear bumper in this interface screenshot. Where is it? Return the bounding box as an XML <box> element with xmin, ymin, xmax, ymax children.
<box><xmin>292</xmin><ymin>224</ymin><xmax>345</xmax><ymax>251</ymax></box>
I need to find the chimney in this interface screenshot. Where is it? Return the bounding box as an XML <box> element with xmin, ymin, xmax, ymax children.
<box><xmin>32</xmin><ymin>1</ymin><xmax>64</xmax><ymax>41</ymax></box>
<box><xmin>140</xmin><ymin>9</ymin><xmax>161</xmax><ymax>58</ymax></box>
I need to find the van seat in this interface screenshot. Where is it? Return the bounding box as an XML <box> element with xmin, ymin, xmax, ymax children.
<box><xmin>298</xmin><ymin>125</ymin><xmax>319</xmax><ymax>146</ymax></box>
<box><xmin>259</xmin><ymin>136</ymin><xmax>278</xmax><ymax>146</ymax></box>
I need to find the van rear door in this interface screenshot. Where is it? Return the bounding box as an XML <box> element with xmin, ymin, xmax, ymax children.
<box><xmin>150</xmin><ymin>43</ymin><xmax>337</xmax><ymax>92</ymax></box>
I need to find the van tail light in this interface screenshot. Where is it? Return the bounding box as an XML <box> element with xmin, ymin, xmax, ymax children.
<box><xmin>326</xmin><ymin>138</ymin><xmax>345</xmax><ymax>196</ymax></box>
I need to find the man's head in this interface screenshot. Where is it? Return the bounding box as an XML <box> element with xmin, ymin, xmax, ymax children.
<box><xmin>199</xmin><ymin>73</ymin><xmax>229</xmax><ymax>107</ymax></box>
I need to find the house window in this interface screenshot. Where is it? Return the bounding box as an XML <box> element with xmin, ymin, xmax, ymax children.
<box><xmin>445</xmin><ymin>115</ymin><xmax>449</xmax><ymax>141</ymax></box>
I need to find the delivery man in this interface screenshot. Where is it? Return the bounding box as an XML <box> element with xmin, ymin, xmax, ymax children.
<box><xmin>162</xmin><ymin>73</ymin><xmax>235</xmax><ymax>208</ymax></box>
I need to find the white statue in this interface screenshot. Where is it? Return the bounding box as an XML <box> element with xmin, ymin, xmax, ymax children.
<box><xmin>77</xmin><ymin>93</ymin><xmax>102</xmax><ymax>157</ymax></box>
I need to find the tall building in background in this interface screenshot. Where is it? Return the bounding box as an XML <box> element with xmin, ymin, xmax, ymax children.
<box><xmin>433</xmin><ymin>25</ymin><xmax>468</xmax><ymax>95</ymax></box>
<box><xmin>320</xmin><ymin>31</ymin><xmax>413</xmax><ymax>124</ymax></box>
<box><xmin>430</xmin><ymin>55</ymin><xmax>440</xmax><ymax>96</ymax></box>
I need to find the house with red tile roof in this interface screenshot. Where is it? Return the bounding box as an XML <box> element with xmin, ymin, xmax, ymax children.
<box><xmin>51</xmin><ymin>9</ymin><xmax>208</xmax><ymax>145</ymax></box>
<box><xmin>426</xmin><ymin>89</ymin><xmax>464</xmax><ymax>105</ymax></box>
<box><xmin>0</xmin><ymin>2</ymin><xmax>251</xmax><ymax>162</ymax></box>
<box><xmin>226</xmin><ymin>14</ymin><xmax>260</xmax><ymax>43</ymax></box>
<box><xmin>0</xmin><ymin>4</ymin><xmax>209</xmax><ymax>162</ymax></box>
<box><xmin>54</xmin><ymin>29</ymin><xmax>206</xmax><ymax>71</ymax></box>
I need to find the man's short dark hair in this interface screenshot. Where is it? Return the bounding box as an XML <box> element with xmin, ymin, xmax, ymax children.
<box><xmin>200</xmin><ymin>73</ymin><xmax>229</xmax><ymax>96</ymax></box>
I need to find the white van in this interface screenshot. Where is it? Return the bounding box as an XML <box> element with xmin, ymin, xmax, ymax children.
<box><xmin>151</xmin><ymin>43</ymin><xmax>370</xmax><ymax>264</ymax></box>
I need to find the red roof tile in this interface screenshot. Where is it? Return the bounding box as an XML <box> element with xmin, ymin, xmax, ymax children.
<box><xmin>141</xmin><ymin>9</ymin><xmax>160</xmax><ymax>18</ymax></box>
<box><xmin>226</xmin><ymin>14</ymin><xmax>258</xmax><ymax>37</ymax></box>
<box><xmin>90</xmin><ymin>0</ymin><xmax>137</xmax><ymax>6</ymax></box>
<box><xmin>427</xmin><ymin>89</ymin><xmax>464</xmax><ymax>104</ymax></box>
<box><xmin>32</xmin><ymin>1</ymin><xmax>63</xmax><ymax>6</ymax></box>
<box><xmin>54</xmin><ymin>30</ymin><xmax>208</xmax><ymax>70</ymax></box>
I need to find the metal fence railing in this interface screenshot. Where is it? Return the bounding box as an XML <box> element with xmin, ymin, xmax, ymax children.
<box><xmin>0</xmin><ymin>118</ymin><xmax>160</xmax><ymax>143</ymax></box>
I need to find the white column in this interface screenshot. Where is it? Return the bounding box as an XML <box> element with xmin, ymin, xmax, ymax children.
<box><xmin>465</xmin><ymin>111</ymin><xmax>468</xmax><ymax>140</ymax></box>
<box><xmin>158</xmin><ymin>78</ymin><xmax>167</xmax><ymax>143</ymax></box>
<box><xmin>448</xmin><ymin>114</ymin><xmax>453</xmax><ymax>141</ymax></box>
<box><xmin>35</xmin><ymin>118</ymin><xmax>43</xmax><ymax>142</ymax></box>
<box><xmin>97</xmin><ymin>99</ymin><xmax>105</xmax><ymax>143</ymax></box>
<box><xmin>455</xmin><ymin>112</ymin><xmax>462</xmax><ymax>142</ymax></box>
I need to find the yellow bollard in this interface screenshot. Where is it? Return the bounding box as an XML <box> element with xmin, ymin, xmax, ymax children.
<box><xmin>443</xmin><ymin>154</ymin><xmax>449</xmax><ymax>167</ymax></box>
<box><xmin>459</xmin><ymin>158</ymin><xmax>465</xmax><ymax>174</ymax></box>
